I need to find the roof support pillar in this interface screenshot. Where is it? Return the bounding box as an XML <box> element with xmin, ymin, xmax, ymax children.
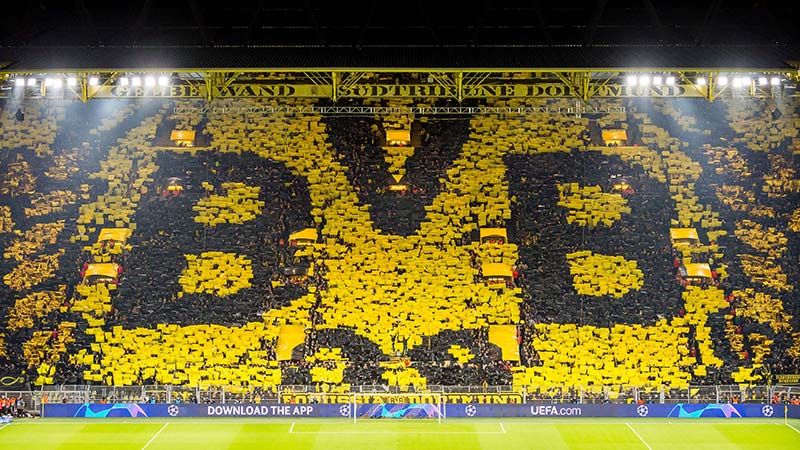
<box><xmin>332</xmin><ymin>72</ymin><xmax>339</xmax><ymax>102</ymax></box>
<box><xmin>204</xmin><ymin>72</ymin><xmax>214</xmax><ymax>102</ymax></box>
<box><xmin>79</xmin><ymin>73</ymin><xmax>88</xmax><ymax>103</ymax></box>
<box><xmin>581</xmin><ymin>72</ymin><xmax>591</xmax><ymax>101</ymax></box>
<box><xmin>456</xmin><ymin>72</ymin><xmax>464</xmax><ymax>103</ymax></box>
<box><xmin>706</xmin><ymin>72</ymin><xmax>715</xmax><ymax>102</ymax></box>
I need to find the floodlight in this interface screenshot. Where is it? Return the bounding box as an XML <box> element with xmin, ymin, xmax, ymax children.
<box><xmin>119</xmin><ymin>77</ymin><xmax>129</xmax><ymax>86</ymax></box>
<box><xmin>718</xmin><ymin>76</ymin><xmax>728</xmax><ymax>86</ymax></box>
<box><xmin>67</xmin><ymin>77</ymin><xmax>77</xmax><ymax>87</ymax></box>
<box><xmin>696</xmin><ymin>77</ymin><xmax>706</xmax><ymax>86</ymax></box>
<box><xmin>665</xmin><ymin>76</ymin><xmax>675</xmax><ymax>86</ymax></box>
<box><xmin>132</xmin><ymin>76</ymin><xmax>141</xmax><ymax>86</ymax></box>
<box><xmin>52</xmin><ymin>79</ymin><xmax>62</xmax><ymax>88</ymax></box>
<box><xmin>45</xmin><ymin>78</ymin><xmax>53</xmax><ymax>87</ymax></box>
<box><xmin>652</xmin><ymin>76</ymin><xmax>663</xmax><ymax>86</ymax></box>
<box><xmin>770</xmin><ymin>77</ymin><xmax>780</xmax><ymax>86</ymax></box>
<box><xmin>626</xmin><ymin>75</ymin><xmax>638</xmax><ymax>86</ymax></box>
<box><xmin>739</xmin><ymin>77</ymin><xmax>752</xmax><ymax>89</ymax></box>
<box><xmin>14</xmin><ymin>78</ymin><xmax>25</xmax><ymax>87</ymax></box>
<box><xmin>158</xmin><ymin>76</ymin><xmax>169</xmax><ymax>87</ymax></box>
<box><xmin>733</xmin><ymin>78</ymin><xmax>742</xmax><ymax>88</ymax></box>
<box><xmin>89</xmin><ymin>77</ymin><xmax>99</xmax><ymax>86</ymax></box>
<box><xmin>144</xmin><ymin>76</ymin><xmax>155</xmax><ymax>87</ymax></box>
<box><xmin>639</xmin><ymin>75</ymin><xmax>650</xmax><ymax>86</ymax></box>
<box><xmin>26</xmin><ymin>78</ymin><xmax>36</xmax><ymax>87</ymax></box>
<box><xmin>758</xmin><ymin>77</ymin><xmax>768</xmax><ymax>86</ymax></box>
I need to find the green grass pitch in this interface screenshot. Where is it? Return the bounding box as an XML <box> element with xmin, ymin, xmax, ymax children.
<box><xmin>1</xmin><ymin>417</ymin><xmax>799</xmax><ymax>449</ymax></box>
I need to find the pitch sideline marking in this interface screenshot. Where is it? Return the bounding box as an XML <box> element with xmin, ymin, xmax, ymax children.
<box><xmin>0</xmin><ymin>424</ymin><xmax>10</xmax><ymax>432</ymax></box>
<box><xmin>287</xmin><ymin>430</ymin><xmax>506</xmax><ymax>435</ymax></box>
<box><xmin>787</xmin><ymin>423</ymin><xmax>800</xmax><ymax>435</ymax></box>
<box><xmin>6</xmin><ymin>419</ymin><xmax>791</xmax><ymax>426</ymax></box>
<box><xmin>141</xmin><ymin>422</ymin><xmax>169</xmax><ymax>450</ymax></box>
<box><xmin>288</xmin><ymin>423</ymin><xmax>504</xmax><ymax>435</ymax></box>
<box><xmin>626</xmin><ymin>423</ymin><xmax>653</xmax><ymax>450</ymax></box>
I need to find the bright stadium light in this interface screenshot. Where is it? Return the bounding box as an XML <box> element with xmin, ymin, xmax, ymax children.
<box><xmin>52</xmin><ymin>78</ymin><xmax>63</xmax><ymax>89</ymax></box>
<box><xmin>67</xmin><ymin>77</ymin><xmax>77</xmax><ymax>87</ymax></box>
<box><xmin>119</xmin><ymin>77</ymin><xmax>129</xmax><ymax>86</ymax></box>
<box><xmin>665</xmin><ymin>76</ymin><xmax>676</xmax><ymax>86</ymax></box>
<box><xmin>144</xmin><ymin>76</ymin><xmax>155</xmax><ymax>87</ymax></box>
<box><xmin>742</xmin><ymin>76</ymin><xmax>751</xmax><ymax>87</ymax></box>
<box><xmin>696</xmin><ymin>77</ymin><xmax>706</xmax><ymax>86</ymax></box>
<box><xmin>132</xmin><ymin>76</ymin><xmax>141</xmax><ymax>86</ymax></box>
<box><xmin>718</xmin><ymin>76</ymin><xmax>728</xmax><ymax>86</ymax></box>
<box><xmin>652</xmin><ymin>76</ymin><xmax>663</xmax><ymax>86</ymax></box>
<box><xmin>89</xmin><ymin>77</ymin><xmax>99</xmax><ymax>86</ymax></box>
<box><xmin>158</xmin><ymin>76</ymin><xmax>169</xmax><ymax>87</ymax></box>
<box><xmin>733</xmin><ymin>78</ymin><xmax>742</xmax><ymax>88</ymax></box>
<box><xmin>770</xmin><ymin>77</ymin><xmax>780</xmax><ymax>86</ymax></box>
<box><xmin>626</xmin><ymin>75</ymin><xmax>638</xmax><ymax>86</ymax></box>
<box><xmin>639</xmin><ymin>75</ymin><xmax>650</xmax><ymax>86</ymax></box>
<box><xmin>44</xmin><ymin>78</ymin><xmax>53</xmax><ymax>87</ymax></box>
<box><xmin>758</xmin><ymin>77</ymin><xmax>768</xmax><ymax>86</ymax></box>
<box><xmin>14</xmin><ymin>78</ymin><xmax>25</xmax><ymax>87</ymax></box>
<box><xmin>26</xmin><ymin>78</ymin><xmax>36</xmax><ymax>87</ymax></box>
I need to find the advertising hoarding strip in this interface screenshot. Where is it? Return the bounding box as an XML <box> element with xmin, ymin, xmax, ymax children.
<box><xmin>42</xmin><ymin>403</ymin><xmax>800</xmax><ymax>419</ymax></box>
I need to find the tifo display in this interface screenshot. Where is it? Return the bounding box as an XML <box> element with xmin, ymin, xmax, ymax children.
<box><xmin>0</xmin><ymin>93</ymin><xmax>798</xmax><ymax>400</ymax></box>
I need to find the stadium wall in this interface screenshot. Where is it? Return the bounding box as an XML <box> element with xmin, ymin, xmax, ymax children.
<box><xmin>43</xmin><ymin>403</ymin><xmax>800</xmax><ymax>419</ymax></box>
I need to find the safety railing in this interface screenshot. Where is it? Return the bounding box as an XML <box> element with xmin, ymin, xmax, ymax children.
<box><xmin>4</xmin><ymin>384</ymin><xmax>797</xmax><ymax>410</ymax></box>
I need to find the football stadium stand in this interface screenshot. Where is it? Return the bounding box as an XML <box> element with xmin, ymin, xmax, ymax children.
<box><xmin>0</xmin><ymin>90</ymin><xmax>798</xmax><ymax>402</ymax></box>
<box><xmin>0</xmin><ymin>2</ymin><xmax>798</xmax><ymax>407</ymax></box>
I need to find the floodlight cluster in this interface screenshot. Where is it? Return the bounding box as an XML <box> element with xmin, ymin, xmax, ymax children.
<box><xmin>625</xmin><ymin>73</ymin><xmax>782</xmax><ymax>88</ymax></box>
<box><xmin>625</xmin><ymin>74</ymin><xmax>676</xmax><ymax>86</ymax></box>
<box><xmin>118</xmin><ymin>75</ymin><xmax>170</xmax><ymax>87</ymax></box>
<box><xmin>13</xmin><ymin>76</ymin><xmax>95</xmax><ymax>88</ymax></box>
<box><xmin>12</xmin><ymin>74</ymin><xmax>171</xmax><ymax>89</ymax></box>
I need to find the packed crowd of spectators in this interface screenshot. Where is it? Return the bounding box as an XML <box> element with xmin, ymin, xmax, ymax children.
<box><xmin>637</xmin><ymin>97</ymin><xmax>800</xmax><ymax>381</ymax></box>
<box><xmin>325</xmin><ymin>109</ymin><xmax>468</xmax><ymax>236</ymax></box>
<box><xmin>0</xmin><ymin>100</ymin><xmax>162</xmax><ymax>385</ymax></box>
<box><xmin>295</xmin><ymin>109</ymin><xmax>515</xmax><ymax>385</ymax></box>
<box><xmin>508</xmin><ymin>149</ymin><xmax>684</xmax><ymax>327</ymax></box>
<box><xmin>112</xmin><ymin>150</ymin><xmax>315</xmax><ymax>331</ymax></box>
<box><xmin>0</xmin><ymin>95</ymin><xmax>798</xmax><ymax>392</ymax></box>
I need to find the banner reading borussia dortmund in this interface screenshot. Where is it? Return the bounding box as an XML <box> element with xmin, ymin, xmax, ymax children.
<box><xmin>281</xmin><ymin>392</ymin><xmax>525</xmax><ymax>404</ymax></box>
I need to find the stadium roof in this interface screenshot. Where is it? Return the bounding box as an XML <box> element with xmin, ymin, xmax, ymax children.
<box><xmin>0</xmin><ymin>45</ymin><xmax>797</xmax><ymax>72</ymax></box>
<box><xmin>0</xmin><ymin>1</ymin><xmax>798</xmax><ymax>72</ymax></box>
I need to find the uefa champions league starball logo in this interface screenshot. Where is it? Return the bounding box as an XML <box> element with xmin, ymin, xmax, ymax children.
<box><xmin>339</xmin><ymin>404</ymin><xmax>351</xmax><ymax>417</ymax></box>
<box><xmin>167</xmin><ymin>405</ymin><xmax>180</xmax><ymax>417</ymax></box>
<box><xmin>636</xmin><ymin>405</ymin><xmax>649</xmax><ymax>417</ymax></box>
<box><xmin>464</xmin><ymin>405</ymin><xmax>477</xmax><ymax>417</ymax></box>
<box><xmin>762</xmin><ymin>405</ymin><xmax>774</xmax><ymax>417</ymax></box>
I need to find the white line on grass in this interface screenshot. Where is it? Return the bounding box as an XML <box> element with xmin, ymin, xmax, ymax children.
<box><xmin>288</xmin><ymin>424</ymin><xmax>505</xmax><ymax>435</ymax></box>
<box><xmin>288</xmin><ymin>430</ymin><xmax>507</xmax><ymax>435</ymax></box>
<box><xmin>141</xmin><ymin>422</ymin><xmax>169</xmax><ymax>450</ymax></box>
<box><xmin>504</xmin><ymin>420</ymin><xmax>782</xmax><ymax>426</ymax></box>
<box><xmin>8</xmin><ymin>419</ymin><xmax>790</xmax><ymax>426</ymax></box>
<box><xmin>786</xmin><ymin>423</ymin><xmax>800</xmax><ymax>435</ymax></box>
<box><xmin>626</xmin><ymin>423</ymin><xmax>653</xmax><ymax>450</ymax></box>
<box><xmin>0</xmin><ymin>424</ymin><xmax>10</xmax><ymax>432</ymax></box>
